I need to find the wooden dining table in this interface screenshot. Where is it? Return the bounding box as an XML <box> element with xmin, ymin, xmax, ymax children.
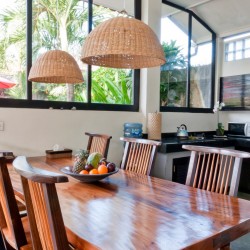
<box><xmin>8</xmin><ymin>156</ymin><xmax>250</xmax><ymax>250</ymax></box>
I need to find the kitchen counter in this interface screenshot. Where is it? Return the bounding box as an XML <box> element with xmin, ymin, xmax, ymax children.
<box><xmin>160</xmin><ymin>137</ymin><xmax>235</xmax><ymax>153</ymax></box>
<box><xmin>152</xmin><ymin>134</ymin><xmax>250</xmax><ymax>191</ymax></box>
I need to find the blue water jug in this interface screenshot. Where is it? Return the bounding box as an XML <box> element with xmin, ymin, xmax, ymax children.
<box><xmin>124</xmin><ymin>123</ymin><xmax>143</xmax><ymax>138</ymax></box>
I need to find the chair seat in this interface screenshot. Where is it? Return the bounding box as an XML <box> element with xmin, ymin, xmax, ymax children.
<box><xmin>2</xmin><ymin>216</ymin><xmax>32</xmax><ymax>249</ymax></box>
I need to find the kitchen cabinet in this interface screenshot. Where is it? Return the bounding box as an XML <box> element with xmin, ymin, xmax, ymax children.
<box><xmin>151</xmin><ymin>151</ymin><xmax>190</xmax><ymax>181</ymax></box>
<box><xmin>235</xmin><ymin>146</ymin><xmax>250</xmax><ymax>193</ymax></box>
<box><xmin>172</xmin><ymin>157</ymin><xmax>190</xmax><ymax>184</ymax></box>
<box><xmin>152</xmin><ymin>136</ymin><xmax>250</xmax><ymax>194</ymax></box>
<box><xmin>151</xmin><ymin>137</ymin><xmax>235</xmax><ymax>183</ymax></box>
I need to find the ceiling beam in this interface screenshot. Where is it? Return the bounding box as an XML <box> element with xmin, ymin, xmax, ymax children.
<box><xmin>164</xmin><ymin>0</ymin><xmax>215</xmax><ymax>17</ymax></box>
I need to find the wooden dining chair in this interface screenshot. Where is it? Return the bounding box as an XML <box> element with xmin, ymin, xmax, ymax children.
<box><xmin>120</xmin><ymin>137</ymin><xmax>161</xmax><ymax>175</ymax></box>
<box><xmin>182</xmin><ymin>145</ymin><xmax>250</xmax><ymax>197</ymax></box>
<box><xmin>85</xmin><ymin>132</ymin><xmax>112</xmax><ymax>158</ymax></box>
<box><xmin>13</xmin><ymin>156</ymin><xmax>73</xmax><ymax>250</ymax></box>
<box><xmin>0</xmin><ymin>156</ymin><xmax>34</xmax><ymax>250</ymax></box>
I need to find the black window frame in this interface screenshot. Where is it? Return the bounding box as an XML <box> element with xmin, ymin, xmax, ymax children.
<box><xmin>160</xmin><ymin>0</ymin><xmax>216</xmax><ymax>113</ymax></box>
<box><xmin>0</xmin><ymin>0</ymin><xmax>141</xmax><ymax>111</ymax></box>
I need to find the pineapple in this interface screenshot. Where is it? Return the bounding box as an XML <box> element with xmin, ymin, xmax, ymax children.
<box><xmin>72</xmin><ymin>149</ymin><xmax>89</xmax><ymax>173</ymax></box>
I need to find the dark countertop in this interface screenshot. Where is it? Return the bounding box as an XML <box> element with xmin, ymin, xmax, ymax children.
<box><xmin>159</xmin><ymin>136</ymin><xmax>250</xmax><ymax>153</ymax></box>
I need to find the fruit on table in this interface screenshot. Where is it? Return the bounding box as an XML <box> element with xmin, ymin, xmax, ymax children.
<box><xmin>77</xmin><ymin>160</ymin><xmax>116</xmax><ymax>175</ymax></box>
<box><xmin>86</xmin><ymin>152</ymin><xmax>103</xmax><ymax>169</ymax></box>
<box><xmin>99</xmin><ymin>158</ymin><xmax>108</xmax><ymax>166</ymax></box>
<box><xmin>85</xmin><ymin>164</ymin><xmax>94</xmax><ymax>172</ymax></box>
<box><xmin>89</xmin><ymin>169</ymin><xmax>99</xmax><ymax>175</ymax></box>
<box><xmin>79</xmin><ymin>170</ymin><xmax>89</xmax><ymax>175</ymax></box>
<box><xmin>107</xmin><ymin>162</ymin><xmax>116</xmax><ymax>173</ymax></box>
<box><xmin>72</xmin><ymin>149</ymin><xmax>89</xmax><ymax>173</ymax></box>
<box><xmin>98</xmin><ymin>164</ymin><xmax>108</xmax><ymax>174</ymax></box>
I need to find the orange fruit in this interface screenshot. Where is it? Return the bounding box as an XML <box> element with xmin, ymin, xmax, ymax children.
<box><xmin>98</xmin><ymin>164</ymin><xmax>108</xmax><ymax>174</ymax></box>
<box><xmin>89</xmin><ymin>169</ymin><xmax>99</xmax><ymax>175</ymax></box>
<box><xmin>79</xmin><ymin>170</ymin><xmax>89</xmax><ymax>175</ymax></box>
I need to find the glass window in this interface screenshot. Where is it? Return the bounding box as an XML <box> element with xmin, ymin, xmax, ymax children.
<box><xmin>0</xmin><ymin>0</ymin><xmax>26</xmax><ymax>99</ymax></box>
<box><xmin>31</xmin><ymin>0</ymin><xmax>88</xmax><ymax>103</ymax></box>
<box><xmin>245</xmin><ymin>49</ymin><xmax>250</xmax><ymax>58</ymax></box>
<box><xmin>160</xmin><ymin>1</ymin><xmax>215</xmax><ymax>112</ymax></box>
<box><xmin>236</xmin><ymin>51</ymin><xmax>242</xmax><ymax>60</ymax></box>
<box><xmin>91</xmin><ymin>1</ymin><xmax>133</xmax><ymax>105</ymax></box>
<box><xmin>0</xmin><ymin>0</ymin><xmax>139</xmax><ymax>111</ymax></box>
<box><xmin>227</xmin><ymin>43</ymin><xmax>234</xmax><ymax>52</ymax></box>
<box><xmin>160</xmin><ymin>11</ymin><xmax>188</xmax><ymax>107</ymax></box>
<box><xmin>236</xmin><ymin>41</ymin><xmax>243</xmax><ymax>50</ymax></box>
<box><xmin>227</xmin><ymin>52</ymin><xmax>234</xmax><ymax>61</ymax></box>
<box><xmin>224</xmin><ymin>33</ymin><xmax>250</xmax><ymax>62</ymax></box>
<box><xmin>245</xmin><ymin>38</ymin><xmax>250</xmax><ymax>48</ymax></box>
<box><xmin>190</xmin><ymin>18</ymin><xmax>212</xmax><ymax>109</ymax></box>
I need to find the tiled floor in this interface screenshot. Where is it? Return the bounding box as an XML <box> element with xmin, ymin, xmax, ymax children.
<box><xmin>231</xmin><ymin>192</ymin><xmax>250</xmax><ymax>250</ymax></box>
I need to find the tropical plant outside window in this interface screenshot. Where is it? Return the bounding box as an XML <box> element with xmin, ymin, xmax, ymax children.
<box><xmin>160</xmin><ymin>1</ymin><xmax>215</xmax><ymax>112</ymax></box>
<box><xmin>0</xmin><ymin>0</ymin><xmax>139</xmax><ymax>110</ymax></box>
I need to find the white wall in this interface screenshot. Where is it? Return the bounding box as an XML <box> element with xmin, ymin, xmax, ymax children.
<box><xmin>0</xmin><ymin>108</ymin><xmax>144</xmax><ymax>165</ymax></box>
<box><xmin>220</xmin><ymin>38</ymin><xmax>250</xmax><ymax>129</ymax></box>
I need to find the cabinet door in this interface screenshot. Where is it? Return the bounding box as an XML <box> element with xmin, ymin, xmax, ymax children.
<box><xmin>235</xmin><ymin>146</ymin><xmax>250</xmax><ymax>193</ymax></box>
<box><xmin>172</xmin><ymin>157</ymin><xmax>190</xmax><ymax>184</ymax></box>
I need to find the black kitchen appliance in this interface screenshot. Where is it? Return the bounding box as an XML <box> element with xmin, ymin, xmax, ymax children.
<box><xmin>228</xmin><ymin>122</ymin><xmax>250</xmax><ymax>193</ymax></box>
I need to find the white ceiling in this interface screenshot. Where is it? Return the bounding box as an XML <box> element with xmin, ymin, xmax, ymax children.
<box><xmin>93</xmin><ymin>0</ymin><xmax>134</xmax><ymax>16</ymax></box>
<box><xmin>163</xmin><ymin>0</ymin><xmax>250</xmax><ymax>38</ymax></box>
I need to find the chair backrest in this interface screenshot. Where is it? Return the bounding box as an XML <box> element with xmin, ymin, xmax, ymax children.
<box><xmin>120</xmin><ymin>137</ymin><xmax>161</xmax><ymax>175</ymax></box>
<box><xmin>13</xmin><ymin>156</ymin><xmax>70</xmax><ymax>250</ymax></box>
<box><xmin>85</xmin><ymin>132</ymin><xmax>112</xmax><ymax>158</ymax></box>
<box><xmin>0</xmin><ymin>156</ymin><xmax>29</xmax><ymax>249</ymax></box>
<box><xmin>183</xmin><ymin>145</ymin><xmax>250</xmax><ymax>197</ymax></box>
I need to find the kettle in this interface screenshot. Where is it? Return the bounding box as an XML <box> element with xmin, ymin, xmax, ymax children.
<box><xmin>177</xmin><ymin>124</ymin><xmax>188</xmax><ymax>139</ymax></box>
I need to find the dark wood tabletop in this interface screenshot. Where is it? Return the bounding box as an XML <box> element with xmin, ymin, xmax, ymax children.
<box><xmin>9</xmin><ymin>156</ymin><xmax>250</xmax><ymax>250</ymax></box>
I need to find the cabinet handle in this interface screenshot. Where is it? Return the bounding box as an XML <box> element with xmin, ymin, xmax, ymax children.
<box><xmin>173</xmin><ymin>165</ymin><xmax>175</xmax><ymax>173</ymax></box>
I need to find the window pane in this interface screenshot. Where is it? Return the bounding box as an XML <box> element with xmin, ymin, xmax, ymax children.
<box><xmin>190</xmin><ymin>17</ymin><xmax>212</xmax><ymax>108</ymax></box>
<box><xmin>31</xmin><ymin>0</ymin><xmax>86</xmax><ymax>102</ymax></box>
<box><xmin>0</xmin><ymin>0</ymin><xmax>27</xmax><ymax>99</ymax></box>
<box><xmin>245</xmin><ymin>49</ymin><xmax>250</xmax><ymax>58</ymax></box>
<box><xmin>245</xmin><ymin>38</ymin><xmax>250</xmax><ymax>48</ymax></box>
<box><xmin>160</xmin><ymin>8</ymin><xmax>188</xmax><ymax>107</ymax></box>
<box><xmin>235</xmin><ymin>51</ymin><xmax>242</xmax><ymax>60</ymax></box>
<box><xmin>236</xmin><ymin>40</ymin><xmax>243</xmax><ymax>50</ymax></box>
<box><xmin>91</xmin><ymin>0</ymin><xmax>134</xmax><ymax>105</ymax></box>
<box><xmin>227</xmin><ymin>52</ymin><xmax>234</xmax><ymax>61</ymax></box>
<box><xmin>227</xmin><ymin>42</ymin><xmax>234</xmax><ymax>52</ymax></box>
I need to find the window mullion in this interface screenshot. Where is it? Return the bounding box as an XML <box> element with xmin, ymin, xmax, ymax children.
<box><xmin>27</xmin><ymin>0</ymin><xmax>32</xmax><ymax>100</ymax></box>
<box><xmin>186</xmin><ymin>12</ymin><xmax>192</xmax><ymax>108</ymax></box>
<box><xmin>87</xmin><ymin>0</ymin><xmax>93</xmax><ymax>104</ymax></box>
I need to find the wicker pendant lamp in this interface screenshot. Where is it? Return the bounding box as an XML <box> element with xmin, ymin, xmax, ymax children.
<box><xmin>28</xmin><ymin>50</ymin><xmax>84</xmax><ymax>83</ymax></box>
<box><xmin>81</xmin><ymin>17</ymin><xmax>166</xmax><ymax>69</ymax></box>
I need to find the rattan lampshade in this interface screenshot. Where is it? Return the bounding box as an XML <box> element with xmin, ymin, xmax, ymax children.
<box><xmin>81</xmin><ymin>17</ymin><xmax>166</xmax><ymax>69</ymax></box>
<box><xmin>28</xmin><ymin>50</ymin><xmax>84</xmax><ymax>83</ymax></box>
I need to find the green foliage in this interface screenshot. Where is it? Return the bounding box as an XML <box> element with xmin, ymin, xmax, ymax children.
<box><xmin>0</xmin><ymin>0</ymin><xmax>132</xmax><ymax>104</ymax></box>
<box><xmin>91</xmin><ymin>68</ymin><xmax>132</xmax><ymax>104</ymax></box>
<box><xmin>6</xmin><ymin>71</ymin><xmax>26</xmax><ymax>99</ymax></box>
<box><xmin>160</xmin><ymin>41</ymin><xmax>188</xmax><ymax>106</ymax></box>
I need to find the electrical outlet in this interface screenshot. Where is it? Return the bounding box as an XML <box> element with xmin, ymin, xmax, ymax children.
<box><xmin>0</xmin><ymin>121</ymin><xmax>4</xmax><ymax>131</ymax></box>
